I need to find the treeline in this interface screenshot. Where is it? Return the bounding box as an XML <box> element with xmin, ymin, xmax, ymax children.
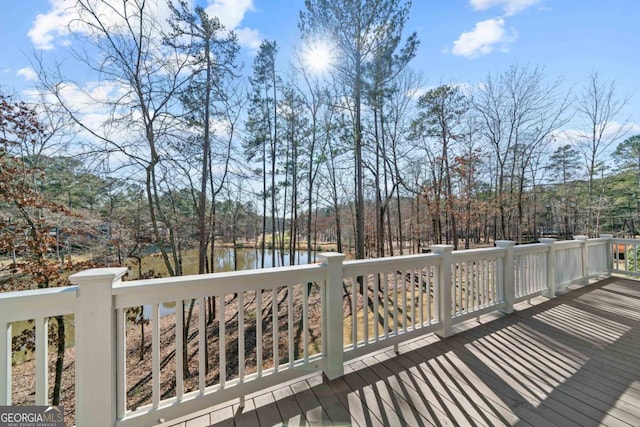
<box><xmin>3</xmin><ymin>0</ymin><xmax>639</xmax><ymax>281</ymax></box>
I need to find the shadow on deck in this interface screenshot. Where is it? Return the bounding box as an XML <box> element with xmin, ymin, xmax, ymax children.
<box><xmin>171</xmin><ymin>277</ymin><xmax>640</xmax><ymax>427</ymax></box>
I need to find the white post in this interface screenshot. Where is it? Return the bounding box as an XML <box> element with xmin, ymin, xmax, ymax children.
<box><xmin>0</xmin><ymin>322</ymin><xmax>11</xmax><ymax>405</ymax></box>
<box><xmin>35</xmin><ymin>317</ymin><xmax>49</xmax><ymax>405</ymax></box>
<box><xmin>70</xmin><ymin>267</ymin><xmax>127</xmax><ymax>427</ymax></box>
<box><xmin>600</xmin><ymin>234</ymin><xmax>614</xmax><ymax>277</ymax></box>
<box><xmin>433</xmin><ymin>245</ymin><xmax>454</xmax><ymax>338</ymax></box>
<box><xmin>575</xmin><ymin>236</ymin><xmax>589</xmax><ymax>285</ymax></box>
<box><xmin>496</xmin><ymin>241</ymin><xmax>515</xmax><ymax>314</ymax></box>
<box><xmin>539</xmin><ymin>238</ymin><xmax>557</xmax><ymax>298</ymax></box>
<box><xmin>319</xmin><ymin>253</ymin><xmax>345</xmax><ymax>380</ymax></box>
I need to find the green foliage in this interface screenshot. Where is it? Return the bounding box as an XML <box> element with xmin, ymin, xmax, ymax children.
<box><xmin>626</xmin><ymin>245</ymin><xmax>640</xmax><ymax>272</ymax></box>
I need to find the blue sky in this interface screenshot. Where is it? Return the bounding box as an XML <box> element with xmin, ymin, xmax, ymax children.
<box><xmin>1</xmin><ymin>0</ymin><xmax>639</xmax><ymax>134</ymax></box>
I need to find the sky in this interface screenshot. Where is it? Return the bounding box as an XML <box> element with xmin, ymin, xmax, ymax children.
<box><xmin>1</xmin><ymin>0</ymin><xmax>639</xmax><ymax>141</ymax></box>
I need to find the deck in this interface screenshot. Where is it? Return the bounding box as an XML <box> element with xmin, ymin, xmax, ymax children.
<box><xmin>171</xmin><ymin>277</ymin><xmax>640</xmax><ymax>427</ymax></box>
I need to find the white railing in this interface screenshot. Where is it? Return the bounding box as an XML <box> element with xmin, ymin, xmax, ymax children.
<box><xmin>451</xmin><ymin>247</ymin><xmax>504</xmax><ymax>320</ymax></box>
<box><xmin>340</xmin><ymin>252</ymin><xmax>441</xmax><ymax>361</ymax></box>
<box><xmin>0</xmin><ymin>235</ymin><xmax>632</xmax><ymax>426</ymax></box>
<box><xmin>513</xmin><ymin>243</ymin><xmax>549</xmax><ymax>302</ymax></box>
<box><xmin>612</xmin><ymin>238</ymin><xmax>640</xmax><ymax>277</ymax></box>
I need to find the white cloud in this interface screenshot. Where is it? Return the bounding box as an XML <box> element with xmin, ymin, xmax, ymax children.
<box><xmin>17</xmin><ymin>67</ymin><xmax>38</xmax><ymax>82</ymax></box>
<box><xmin>469</xmin><ymin>0</ymin><xmax>543</xmax><ymax>16</ymax></box>
<box><xmin>28</xmin><ymin>0</ymin><xmax>156</xmax><ymax>49</ymax></box>
<box><xmin>552</xmin><ymin>122</ymin><xmax>640</xmax><ymax>150</ymax></box>
<box><xmin>451</xmin><ymin>18</ymin><xmax>517</xmax><ymax>59</ymax></box>
<box><xmin>204</xmin><ymin>0</ymin><xmax>262</xmax><ymax>50</ymax></box>
<box><xmin>29</xmin><ymin>0</ymin><xmax>261</xmax><ymax>52</ymax></box>
<box><xmin>205</xmin><ymin>0</ymin><xmax>254</xmax><ymax>29</ymax></box>
<box><xmin>27</xmin><ymin>0</ymin><xmax>74</xmax><ymax>49</ymax></box>
<box><xmin>235</xmin><ymin>27</ymin><xmax>262</xmax><ymax>51</ymax></box>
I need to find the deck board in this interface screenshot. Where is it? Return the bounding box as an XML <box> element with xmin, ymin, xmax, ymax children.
<box><xmin>172</xmin><ymin>277</ymin><xmax>640</xmax><ymax>427</ymax></box>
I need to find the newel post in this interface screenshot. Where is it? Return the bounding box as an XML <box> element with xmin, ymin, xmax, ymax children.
<box><xmin>600</xmin><ymin>234</ymin><xmax>614</xmax><ymax>277</ymax></box>
<box><xmin>319</xmin><ymin>253</ymin><xmax>346</xmax><ymax>380</ymax></box>
<box><xmin>496</xmin><ymin>241</ymin><xmax>515</xmax><ymax>314</ymax></box>
<box><xmin>575</xmin><ymin>235</ymin><xmax>589</xmax><ymax>285</ymax></box>
<box><xmin>539</xmin><ymin>238</ymin><xmax>557</xmax><ymax>298</ymax></box>
<box><xmin>433</xmin><ymin>245</ymin><xmax>454</xmax><ymax>338</ymax></box>
<box><xmin>70</xmin><ymin>267</ymin><xmax>127</xmax><ymax>427</ymax></box>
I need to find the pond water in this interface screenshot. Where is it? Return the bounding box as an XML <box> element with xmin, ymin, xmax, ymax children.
<box><xmin>209</xmin><ymin>248</ymin><xmax>313</xmax><ymax>271</ymax></box>
<box><xmin>141</xmin><ymin>248</ymin><xmax>315</xmax><ymax>319</ymax></box>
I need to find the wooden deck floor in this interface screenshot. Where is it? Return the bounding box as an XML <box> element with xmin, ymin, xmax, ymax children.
<box><xmin>170</xmin><ymin>277</ymin><xmax>640</xmax><ymax>427</ymax></box>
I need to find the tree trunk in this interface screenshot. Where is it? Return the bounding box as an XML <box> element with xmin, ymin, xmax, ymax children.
<box><xmin>52</xmin><ymin>315</ymin><xmax>65</xmax><ymax>406</ymax></box>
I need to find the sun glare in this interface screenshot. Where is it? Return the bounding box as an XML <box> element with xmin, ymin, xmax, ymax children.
<box><xmin>302</xmin><ymin>40</ymin><xmax>334</xmax><ymax>75</ymax></box>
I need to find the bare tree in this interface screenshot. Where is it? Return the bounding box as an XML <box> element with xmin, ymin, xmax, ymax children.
<box><xmin>573</xmin><ymin>72</ymin><xmax>629</xmax><ymax>236</ymax></box>
<box><xmin>300</xmin><ymin>0</ymin><xmax>418</xmax><ymax>261</ymax></box>
<box><xmin>473</xmin><ymin>65</ymin><xmax>571</xmax><ymax>242</ymax></box>
<box><xmin>37</xmin><ymin>0</ymin><xmax>193</xmax><ymax>276</ymax></box>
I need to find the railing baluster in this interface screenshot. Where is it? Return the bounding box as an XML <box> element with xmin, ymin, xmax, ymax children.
<box><xmin>426</xmin><ymin>267</ymin><xmax>432</xmax><ymax>324</ymax></box>
<box><xmin>465</xmin><ymin>261</ymin><xmax>471</xmax><ymax>312</ymax></box>
<box><xmin>410</xmin><ymin>269</ymin><xmax>415</xmax><ymax>329</ymax></box>
<box><xmin>383</xmin><ymin>272</ymin><xmax>389</xmax><ymax>339</ymax></box>
<box><xmin>486</xmin><ymin>259</ymin><xmax>490</xmax><ymax>303</ymax></box>
<box><xmin>393</xmin><ymin>272</ymin><xmax>399</xmax><ymax>335</ymax></box>
<box><xmin>152</xmin><ymin>303</ymin><xmax>160</xmax><ymax>409</ymax></box>
<box><xmin>1</xmin><ymin>322</ymin><xmax>11</xmax><ymax>405</ymax></box>
<box><xmin>363</xmin><ymin>275</ymin><xmax>369</xmax><ymax>344</ymax></box>
<box><xmin>219</xmin><ymin>294</ymin><xmax>226</xmax><ymax>388</ymax></box>
<box><xmin>519</xmin><ymin>255</ymin><xmax>524</xmax><ymax>296</ymax></box>
<box><xmin>352</xmin><ymin>277</ymin><xmax>357</xmax><ymax>347</ymax></box>
<box><xmin>483</xmin><ymin>260</ymin><xmax>488</xmax><ymax>306</ymax></box>
<box><xmin>272</xmin><ymin>288</ymin><xmax>278</xmax><ymax>371</ymax></box>
<box><xmin>474</xmin><ymin>261</ymin><xmax>479</xmax><ymax>310</ymax></box>
<box><xmin>35</xmin><ymin>316</ymin><xmax>48</xmax><ymax>405</ymax></box>
<box><xmin>525</xmin><ymin>254</ymin><xmax>529</xmax><ymax>295</ymax></box>
<box><xmin>402</xmin><ymin>269</ymin><xmax>407</xmax><ymax>333</ymax></box>
<box><xmin>175</xmin><ymin>300</ymin><xmax>184</xmax><ymax>401</ymax></box>
<box><xmin>287</xmin><ymin>285</ymin><xmax>293</xmax><ymax>367</ymax></box>
<box><xmin>418</xmin><ymin>268</ymin><xmax>424</xmax><ymax>326</ymax></box>
<box><xmin>198</xmin><ymin>298</ymin><xmax>206</xmax><ymax>394</ymax></box>
<box><xmin>374</xmin><ymin>273</ymin><xmax>379</xmax><ymax>340</ymax></box>
<box><xmin>239</xmin><ymin>292</ymin><xmax>245</xmax><ymax>381</ymax></box>
<box><xmin>457</xmin><ymin>262</ymin><xmax>463</xmax><ymax>316</ymax></box>
<box><xmin>303</xmin><ymin>283</ymin><xmax>309</xmax><ymax>363</ymax></box>
<box><xmin>116</xmin><ymin>308</ymin><xmax>126</xmax><ymax>418</ymax></box>
<box><xmin>523</xmin><ymin>255</ymin><xmax>527</xmax><ymax>294</ymax></box>
<box><xmin>486</xmin><ymin>259</ymin><xmax>490</xmax><ymax>304</ymax></box>
<box><xmin>490</xmin><ymin>259</ymin><xmax>494</xmax><ymax>303</ymax></box>
<box><xmin>257</xmin><ymin>290</ymin><xmax>262</xmax><ymax>377</ymax></box>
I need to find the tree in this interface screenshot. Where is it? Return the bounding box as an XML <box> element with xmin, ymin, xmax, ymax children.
<box><xmin>244</xmin><ymin>40</ymin><xmax>281</xmax><ymax>267</ymax></box>
<box><xmin>166</xmin><ymin>1</ymin><xmax>240</xmax><ymax>275</ymax></box>
<box><xmin>375</xmin><ymin>68</ymin><xmax>424</xmax><ymax>254</ymax></box>
<box><xmin>38</xmin><ymin>0</ymin><xmax>193</xmax><ymax>277</ymax></box>
<box><xmin>290</xmin><ymin>54</ymin><xmax>333</xmax><ymax>263</ymax></box>
<box><xmin>300</xmin><ymin>0</ymin><xmax>418</xmax><ymax>260</ymax></box>
<box><xmin>412</xmin><ymin>84</ymin><xmax>469</xmax><ymax>249</ymax></box>
<box><xmin>473</xmin><ymin>65</ymin><xmax>571</xmax><ymax>242</ymax></box>
<box><xmin>0</xmin><ymin>93</ymin><xmax>75</xmax><ymax>405</ymax></box>
<box><xmin>614</xmin><ymin>134</ymin><xmax>640</xmax><ymax>192</ymax></box>
<box><xmin>546</xmin><ymin>144</ymin><xmax>581</xmax><ymax>239</ymax></box>
<box><xmin>613</xmin><ymin>134</ymin><xmax>640</xmax><ymax>233</ymax></box>
<box><xmin>574</xmin><ymin>72</ymin><xmax>629</xmax><ymax>236</ymax></box>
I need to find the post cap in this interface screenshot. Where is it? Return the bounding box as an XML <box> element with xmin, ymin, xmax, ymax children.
<box><xmin>495</xmin><ymin>240</ymin><xmax>516</xmax><ymax>248</ymax></box>
<box><xmin>69</xmin><ymin>267</ymin><xmax>128</xmax><ymax>286</ymax></box>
